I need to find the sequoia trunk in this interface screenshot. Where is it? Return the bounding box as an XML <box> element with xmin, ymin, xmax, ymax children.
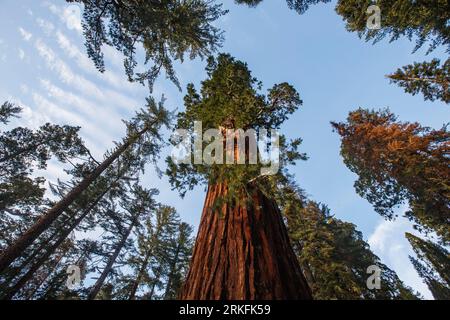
<box><xmin>180</xmin><ymin>183</ymin><xmax>312</xmax><ymax>300</ymax></box>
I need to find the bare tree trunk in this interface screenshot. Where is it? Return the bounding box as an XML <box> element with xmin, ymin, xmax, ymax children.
<box><xmin>25</xmin><ymin>251</ymin><xmax>65</xmax><ymax>300</ymax></box>
<box><xmin>163</xmin><ymin>235</ymin><xmax>181</xmax><ymax>299</ymax></box>
<box><xmin>180</xmin><ymin>183</ymin><xmax>312</xmax><ymax>300</ymax></box>
<box><xmin>0</xmin><ymin>185</ymin><xmax>113</xmax><ymax>300</ymax></box>
<box><xmin>0</xmin><ymin>126</ymin><xmax>149</xmax><ymax>274</ymax></box>
<box><xmin>128</xmin><ymin>249</ymin><xmax>152</xmax><ymax>300</ymax></box>
<box><xmin>87</xmin><ymin>219</ymin><xmax>137</xmax><ymax>300</ymax></box>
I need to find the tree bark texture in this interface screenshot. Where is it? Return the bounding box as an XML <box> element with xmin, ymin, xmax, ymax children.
<box><xmin>180</xmin><ymin>183</ymin><xmax>312</xmax><ymax>300</ymax></box>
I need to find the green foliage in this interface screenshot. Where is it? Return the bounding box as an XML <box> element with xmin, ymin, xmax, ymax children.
<box><xmin>0</xmin><ymin>102</ymin><xmax>22</xmax><ymax>125</ymax></box>
<box><xmin>166</xmin><ymin>54</ymin><xmax>305</xmax><ymax>199</ymax></box>
<box><xmin>410</xmin><ymin>256</ymin><xmax>449</xmax><ymax>300</ymax></box>
<box><xmin>406</xmin><ymin>232</ymin><xmax>450</xmax><ymax>299</ymax></box>
<box><xmin>332</xmin><ymin>108</ymin><xmax>450</xmax><ymax>244</ymax></box>
<box><xmin>334</xmin><ymin>0</ymin><xmax>450</xmax><ymax>53</ymax></box>
<box><xmin>163</xmin><ymin>222</ymin><xmax>193</xmax><ymax>300</ymax></box>
<box><xmin>279</xmin><ymin>184</ymin><xmax>419</xmax><ymax>299</ymax></box>
<box><xmin>236</xmin><ymin>0</ymin><xmax>331</xmax><ymax>14</ymax></box>
<box><xmin>388</xmin><ymin>58</ymin><xmax>450</xmax><ymax>104</ymax></box>
<box><xmin>68</xmin><ymin>0</ymin><xmax>227</xmax><ymax>91</ymax></box>
<box><xmin>0</xmin><ymin>103</ymin><xmax>88</xmax><ymax>244</ymax></box>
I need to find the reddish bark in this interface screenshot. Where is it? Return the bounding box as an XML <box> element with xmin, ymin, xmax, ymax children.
<box><xmin>180</xmin><ymin>183</ymin><xmax>312</xmax><ymax>300</ymax></box>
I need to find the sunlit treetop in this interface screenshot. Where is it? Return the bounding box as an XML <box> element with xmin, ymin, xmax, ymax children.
<box><xmin>178</xmin><ymin>54</ymin><xmax>302</xmax><ymax>131</ymax></box>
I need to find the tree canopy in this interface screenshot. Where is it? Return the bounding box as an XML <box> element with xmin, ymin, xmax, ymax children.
<box><xmin>68</xmin><ymin>0</ymin><xmax>227</xmax><ymax>90</ymax></box>
<box><xmin>332</xmin><ymin>108</ymin><xmax>450</xmax><ymax>244</ymax></box>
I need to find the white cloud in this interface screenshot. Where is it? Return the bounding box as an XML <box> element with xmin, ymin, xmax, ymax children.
<box><xmin>54</xmin><ymin>30</ymin><xmax>140</xmax><ymax>93</ymax></box>
<box><xmin>20</xmin><ymin>84</ymin><xmax>29</xmax><ymax>94</ymax></box>
<box><xmin>368</xmin><ymin>215</ymin><xmax>433</xmax><ymax>299</ymax></box>
<box><xmin>18</xmin><ymin>27</ymin><xmax>32</xmax><ymax>41</ymax></box>
<box><xmin>18</xmin><ymin>48</ymin><xmax>25</xmax><ymax>60</ymax></box>
<box><xmin>36</xmin><ymin>18</ymin><xmax>55</xmax><ymax>35</ymax></box>
<box><xmin>34</xmin><ymin>37</ymin><xmax>141</xmax><ymax>112</ymax></box>
<box><xmin>47</xmin><ymin>3</ymin><xmax>82</xmax><ymax>33</ymax></box>
<box><xmin>34</xmin><ymin>38</ymin><xmax>105</xmax><ymax>101</ymax></box>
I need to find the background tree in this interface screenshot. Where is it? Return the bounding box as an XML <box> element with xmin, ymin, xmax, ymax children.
<box><xmin>0</xmin><ymin>102</ymin><xmax>22</xmax><ymax>124</ymax></box>
<box><xmin>124</xmin><ymin>205</ymin><xmax>179</xmax><ymax>300</ymax></box>
<box><xmin>236</xmin><ymin>0</ymin><xmax>331</xmax><ymax>14</ymax></box>
<box><xmin>388</xmin><ymin>58</ymin><xmax>450</xmax><ymax>104</ymax></box>
<box><xmin>87</xmin><ymin>185</ymin><xmax>158</xmax><ymax>300</ymax></box>
<box><xmin>406</xmin><ymin>232</ymin><xmax>450</xmax><ymax>299</ymax></box>
<box><xmin>332</xmin><ymin>108</ymin><xmax>449</xmax><ymax>244</ymax></box>
<box><xmin>163</xmin><ymin>222</ymin><xmax>193</xmax><ymax>300</ymax></box>
<box><xmin>167</xmin><ymin>53</ymin><xmax>311</xmax><ymax>299</ymax></box>
<box><xmin>68</xmin><ymin>0</ymin><xmax>226</xmax><ymax>91</ymax></box>
<box><xmin>284</xmin><ymin>196</ymin><xmax>419</xmax><ymax>299</ymax></box>
<box><xmin>236</xmin><ymin>1</ymin><xmax>450</xmax><ymax>103</ymax></box>
<box><xmin>0</xmin><ymin>97</ymin><xmax>170</xmax><ymax>275</ymax></box>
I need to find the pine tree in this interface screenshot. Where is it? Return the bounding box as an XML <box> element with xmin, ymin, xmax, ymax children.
<box><xmin>126</xmin><ymin>206</ymin><xmax>179</xmax><ymax>300</ymax></box>
<box><xmin>167</xmin><ymin>54</ymin><xmax>311</xmax><ymax>299</ymax></box>
<box><xmin>0</xmin><ymin>97</ymin><xmax>170</xmax><ymax>275</ymax></box>
<box><xmin>163</xmin><ymin>222</ymin><xmax>194</xmax><ymax>300</ymax></box>
<box><xmin>406</xmin><ymin>232</ymin><xmax>450</xmax><ymax>299</ymax></box>
<box><xmin>0</xmin><ymin>102</ymin><xmax>22</xmax><ymax>124</ymax></box>
<box><xmin>409</xmin><ymin>257</ymin><xmax>449</xmax><ymax>300</ymax></box>
<box><xmin>333</xmin><ymin>0</ymin><xmax>450</xmax><ymax>53</ymax></box>
<box><xmin>388</xmin><ymin>58</ymin><xmax>450</xmax><ymax>104</ymax></box>
<box><xmin>0</xmin><ymin>102</ymin><xmax>87</xmax><ymax>216</ymax></box>
<box><xmin>68</xmin><ymin>0</ymin><xmax>226</xmax><ymax>90</ymax></box>
<box><xmin>236</xmin><ymin>0</ymin><xmax>331</xmax><ymax>14</ymax></box>
<box><xmin>87</xmin><ymin>185</ymin><xmax>158</xmax><ymax>300</ymax></box>
<box><xmin>332</xmin><ymin>108</ymin><xmax>450</xmax><ymax>244</ymax></box>
<box><xmin>276</xmin><ymin>178</ymin><xmax>419</xmax><ymax>300</ymax></box>
<box><xmin>236</xmin><ymin>1</ymin><xmax>450</xmax><ymax>104</ymax></box>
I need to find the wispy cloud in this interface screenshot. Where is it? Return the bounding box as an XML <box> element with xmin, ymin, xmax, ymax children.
<box><xmin>368</xmin><ymin>214</ymin><xmax>433</xmax><ymax>299</ymax></box>
<box><xmin>36</xmin><ymin>18</ymin><xmax>55</xmax><ymax>35</ymax></box>
<box><xmin>18</xmin><ymin>48</ymin><xmax>25</xmax><ymax>60</ymax></box>
<box><xmin>18</xmin><ymin>27</ymin><xmax>32</xmax><ymax>41</ymax></box>
<box><xmin>47</xmin><ymin>3</ymin><xmax>82</xmax><ymax>34</ymax></box>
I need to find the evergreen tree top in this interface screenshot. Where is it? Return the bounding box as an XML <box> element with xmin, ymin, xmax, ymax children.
<box><xmin>178</xmin><ymin>54</ymin><xmax>302</xmax><ymax>131</ymax></box>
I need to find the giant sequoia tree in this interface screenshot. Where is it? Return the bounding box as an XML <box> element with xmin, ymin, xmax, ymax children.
<box><xmin>167</xmin><ymin>54</ymin><xmax>311</xmax><ymax>299</ymax></box>
<box><xmin>332</xmin><ymin>108</ymin><xmax>450</xmax><ymax>244</ymax></box>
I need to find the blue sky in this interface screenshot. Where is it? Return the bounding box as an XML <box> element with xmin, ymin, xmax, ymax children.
<box><xmin>1</xmin><ymin>1</ymin><xmax>448</xmax><ymax>299</ymax></box>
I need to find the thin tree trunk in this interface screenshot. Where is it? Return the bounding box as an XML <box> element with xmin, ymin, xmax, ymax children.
<box><xmin>0</xmin><ymin>186</ymin><xmax>111</xmax><ymax>300</ymax></box>
<box><xmin>180</xmin><ymin>183</ymin><xmax>312</xmax><ymax>300</ymax></box>
<box><xmin>128</xmin><ymin>213</ymin><xmax>167</xmax><ymax>300</ymax></box>
<box><xmin>87</xmin><ymin>218</ymin><xmax>137</xmax><ymax>300</ymax></box>
<box><xmin>2</xmin><ymin>210</ymin><xmax>88</xmax><ymax>299</ymax></box>
<box><xmin>0</xmin><ymin>126</ymin><xmax>149</xmax><ymax>274</ymax></box>
<box><xmin>163</xmin><ymin>236</ymin><xmax>181</xmax><ymax>299</ymax></box>
<box><xmin>25</xmin><ymin>251</ymin><xmax>65</xmax><ymax>300</ymax></box>
<box><xmin>128</xmin><ymin>249</ymin><xmax>152</xmax><ymax>300</ymax></box>
<box><xmin>39</xmin><ymin>244</ymin><xmax>93</xmax><ymax>300</ymax></box>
